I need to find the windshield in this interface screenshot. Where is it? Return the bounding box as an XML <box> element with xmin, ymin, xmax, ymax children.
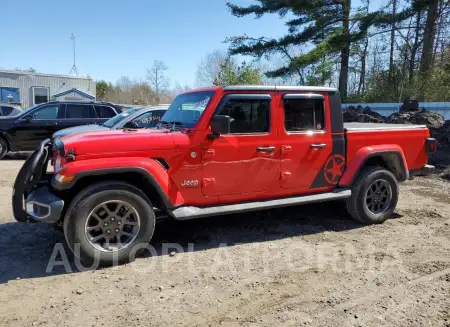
<box><xmin>160</xmin><ymin>91</ymin><xmax>215</xmax><ymax>128</ymax></box>
<box><xmin>18</xmin><ymin>104</ymin><xmax>39</xmax><ymax>116</ymax></box>
<box><xmin>103</xmin><ymin>107</ymin><xmax>143</xmax><ymax>128</ymax></box>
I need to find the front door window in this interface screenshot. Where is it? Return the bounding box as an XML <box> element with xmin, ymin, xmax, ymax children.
<box><xmin>31</xmin><ymin>104</ymin><xmax>60</xmax><ymax>120</ymax></box>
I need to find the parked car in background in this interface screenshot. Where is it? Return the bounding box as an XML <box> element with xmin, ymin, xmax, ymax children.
<box><xmin>53</xmin><ymin>105</ymin><xmax>169</xmax><ymax>138</ymax></box>
<box><xmin>0</xmin><ymin>100</ymin><xmax>121</xmax><ymax>159</ymax></box>
<box><xmin>0</xmin><ymin>104</ymin><xmax>23</xmax><ymax>117</ymax></box>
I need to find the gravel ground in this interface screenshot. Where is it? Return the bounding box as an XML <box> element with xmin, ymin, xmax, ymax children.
<box><xmin>0</xmin><ymin>157</ymin><xmax>449</xmax><ymax>327</ymax></box>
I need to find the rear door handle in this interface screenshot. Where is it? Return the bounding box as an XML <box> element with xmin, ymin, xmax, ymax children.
<box><xmin>310</xmin><ymin>143</ymin><xmax>327</xmax><ymax>149</ymax></box>
<box><xmin>256</xmin><ymin>146</ymin><xmax>276</xmax><ymax>152</ymax></box>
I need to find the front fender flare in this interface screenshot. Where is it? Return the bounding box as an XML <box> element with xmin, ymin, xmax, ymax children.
<box><xmin>52</xmin><ymin>157</ymin><xmax>183</xmax><ymax>209</ymax></box>
<box><xmin>339</xmin><ymin>145</ymin><xmax>409</xmax><ymax>187</ymax></box>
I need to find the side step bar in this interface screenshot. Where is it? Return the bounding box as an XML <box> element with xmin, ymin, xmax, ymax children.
<box><xmin>171</xmin><ymin>188</ymin><xmax>351</xmax><ymax>220</ymax></box>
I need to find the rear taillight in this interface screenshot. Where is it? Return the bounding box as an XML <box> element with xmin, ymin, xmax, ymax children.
<box><xmin>425</xmin><ymin>138</ymin><xmax>437</xmax><ymax>153</ymax></box>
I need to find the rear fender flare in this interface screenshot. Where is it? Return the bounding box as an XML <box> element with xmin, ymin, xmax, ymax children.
<box><xmin>339</xmin><ymin>145</ymin><xmax>408</xmax><ymax>187</ymax></box>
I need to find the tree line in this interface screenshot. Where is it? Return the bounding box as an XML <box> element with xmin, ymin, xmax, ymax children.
<box><xmin>225</xmin><ymin>0</ymin><xmax>449</xmax><ymax>102</ymax></box>
<box><xmin>96</xmin><ymin>54</ymin><xmax>264</xmax><ymax>104</ymax></box>
<box><xmin>96</xmin><ymin>60</ymin><xmax>180</xmax><ymax>105</ymax></box>
<box><xmin>97</xmin><ymin>0</ymin><xmax>449</xmax><ymax>105</ymax></box>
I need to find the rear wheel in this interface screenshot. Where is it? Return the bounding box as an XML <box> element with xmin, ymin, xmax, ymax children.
<box><xmin>346</xmin><ymin>167</ymin><xmax>398</xmax><ymax>224</ymax></box>
<box><xmin>63</xmin><ymin>181</ymin><xmax>155</xmax><ymax>266</ymax></box>
<box><xmin>0</xmin><ymin>137</ymin><xmax>8</xmax><ymax>160</ymax></box>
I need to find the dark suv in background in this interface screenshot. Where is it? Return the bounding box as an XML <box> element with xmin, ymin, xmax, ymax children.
<box><xmin>0</xmin><ymin>100</ymin><xmax>121</xmax><ymax>159</ymax></box>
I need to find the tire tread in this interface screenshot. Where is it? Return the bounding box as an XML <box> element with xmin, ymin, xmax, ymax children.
<box><xmin>346</xmin><ymin>166</ymin><xmax>398</xmax><ymax>224</ymax></box>
<box><xmin>63</xmin><ymin>181</ymin><xmax>155</xmax><ymax>266</ymax></box>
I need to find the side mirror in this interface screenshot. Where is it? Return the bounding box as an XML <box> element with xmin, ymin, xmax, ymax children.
<box><xmin>23</xmin><ymin>115</ymin><xmax>32</xmax><ymax>123</ymax></box>
<box><xmin>210</xmin><ymin>115</ymin><xmax>230</xmax><ymax>138</ymax></box>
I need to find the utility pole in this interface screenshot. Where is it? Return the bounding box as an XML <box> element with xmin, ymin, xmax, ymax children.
<box><xmin>69</xmin><ymin>32</ymin><xmax>79</xmax><ymax>76</ymax></box>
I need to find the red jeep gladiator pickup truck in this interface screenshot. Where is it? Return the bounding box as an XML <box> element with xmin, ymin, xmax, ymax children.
<box><xmin>13</xmin><ymin>85</ymin><xmax>436</xmax><ymax>265</ymax></box>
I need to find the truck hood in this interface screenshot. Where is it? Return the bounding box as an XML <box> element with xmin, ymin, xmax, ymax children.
<box><xmin>59</xmin><ymin>129</ymin><xmax>188</xmax><ymax>155</ymax></box>
<box><xmin>53</xmin><ymin>124</ymin><xmax>109</xmax><ymax>138</ymax></box>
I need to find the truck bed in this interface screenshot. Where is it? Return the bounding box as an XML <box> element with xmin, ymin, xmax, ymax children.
<box><xmin>344</xmin><ymin>122</ymin><xmax>430</xmax><ymax>173</ymax></box>
<box><xmin>344</xmin><ymin>122</ymin><xmax>427</xmax><ymax>131</ymax></box>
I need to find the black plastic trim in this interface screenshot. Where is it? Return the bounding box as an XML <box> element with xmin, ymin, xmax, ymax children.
<box><xmin>51</xmin><ymin>167</ymin><xmax>173</xmax><ymax>209</ymax></box>
<box><xmin>12</xmin><ymin>139</ymin><xmax>52</xmax><ymax>222</ymax></box>
<box><xmin>340</xmin><ymin>150</ymin><xmax>408</xmax><ymax>187</ymax></box>
<box><xmin>221</xmin><ymin>94</ymin><xmax>272</xmax><ymax>101</ymax></box>
<box><xmin>25</xmin><ymin>185</ymin><xmax>64</xmax><ymax>223</ymax></box>
<box><xmin>328</xmin><ymin>91</ymin><xmax>344</xmax><ymax>133</ymax></box>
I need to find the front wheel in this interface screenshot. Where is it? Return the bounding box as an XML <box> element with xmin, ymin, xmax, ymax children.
<box><xmin>63</xmin><ymin>182</ymin><xmax>155</xmax><ymax>266</ymax></box>
<box><xmin>0</xmin><ymin>137</ymin><xmax>8</xmax><ymax>160</ymax></box>
<box><xmin>346</xmin><ymin>167</ymin><xmax>399</xmax><ymax>224</ymax></box>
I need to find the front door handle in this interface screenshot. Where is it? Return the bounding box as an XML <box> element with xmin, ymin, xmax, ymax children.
<box><xmin>310</xmin><ymin>143</ymin><xmax>327</xmax><ymax>149</ymax></box>
<box><xmin>256</xmin><ymin>146</ymin><xmax>276</xmax><ymax>152</ymax></box>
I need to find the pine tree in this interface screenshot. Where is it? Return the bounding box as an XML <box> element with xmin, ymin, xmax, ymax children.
<box><xmin>226</xmin><ymin>0</ymin><xmax>426</xmax><ymax>100</ymax></box>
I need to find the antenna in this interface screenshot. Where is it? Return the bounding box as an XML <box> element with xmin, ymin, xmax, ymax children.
<box><xmin>69</xmin><ymin>32</ymin><xmax>79</xmax><ymax>76</ymax></box>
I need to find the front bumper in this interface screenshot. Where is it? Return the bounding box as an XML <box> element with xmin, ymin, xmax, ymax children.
<box><xmin>24</xmin><ymin>185</ymin><xmax>64</xmax><ymax>223</ymax></box>
<box><xmin>12</xmin><ymin>139</ymin><xmax>64</xmax><ymax>224</ymax></box>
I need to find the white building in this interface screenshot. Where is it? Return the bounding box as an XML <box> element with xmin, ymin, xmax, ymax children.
<box><xmin>0</xmin><ymin>70</ymin><xmax>96</xmax><ymax>109</ymax></box>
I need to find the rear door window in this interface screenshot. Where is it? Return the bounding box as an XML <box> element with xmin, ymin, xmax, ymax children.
<box><xmin>1</xmin><ymin>106</ymin><xmax>14</xmax><ymax>116</ymax></box>
<box><xmin>2</xmin><ymin>106</ymin><xmax>13</xmax><ymax>115</ymax></box>
<box><xmin>65</xmin><ymin>104</ymin><xmax>97</xmax><ymax>119</ymax></box>
<box><xmin>95</xmin><ymin>105</ymin><xmax>116</xmax><ymax>118</ymax></box>
<box><xmin>283</xmin><ymin>98</ymin><xmax>325</xmax><ymax>131</ymax></box>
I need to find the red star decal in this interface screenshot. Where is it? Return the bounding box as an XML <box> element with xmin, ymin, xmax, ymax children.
<box><xmin>324</xmin><ymin>154</ymin><xmax>345</xmax><ymax>184</ymax></box>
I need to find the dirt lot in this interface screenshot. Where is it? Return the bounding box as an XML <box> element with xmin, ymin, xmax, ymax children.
<box><xmin>0</xmin><ymin>156</ymin><xmax>449</xmax><ymax>327</ymax></box>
